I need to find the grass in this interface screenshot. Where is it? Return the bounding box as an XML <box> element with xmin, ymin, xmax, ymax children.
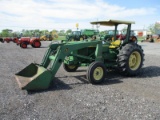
<box><xmin>137</xmin><ymin>36</ymin><xmax>145</xmax><ymax>42</ymax></box>
<box><xmin>57</xmin><ymin>36</ymin><xmax>66</xmax><ymax>40</ymax></box>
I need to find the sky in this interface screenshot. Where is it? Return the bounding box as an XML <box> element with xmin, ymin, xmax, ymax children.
<box><xmin>0</xmin><ymin>0</ymin><xmax>160</xmax><ymax>32</ymax></box>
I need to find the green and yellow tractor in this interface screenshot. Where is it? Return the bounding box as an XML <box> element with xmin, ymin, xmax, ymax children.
<box><xmin>15</xmin><ymin>19</ymin><xmax>144</xmax><ymax>91</ymax></box>
<box><xmin>66</xmin><ymin>29</ymin><xmax>99</xmax><ymax>41</ymax></box>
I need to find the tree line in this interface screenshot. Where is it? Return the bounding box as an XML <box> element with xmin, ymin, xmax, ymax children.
<box><xmin>0</xmin><ymin>29</ymin><xmax>72</xmax><ymax>37</ymax></box>
<box><xmin>0</xmin><ymin>23</ymin><xmax>160</xmax><ymax>38</ymax></box>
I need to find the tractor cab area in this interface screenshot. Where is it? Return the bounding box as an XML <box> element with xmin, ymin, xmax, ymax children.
<box><xmin>91</xmin><ymin>19</ymin><xmax>136</xmax><ymax>47</ymax></box>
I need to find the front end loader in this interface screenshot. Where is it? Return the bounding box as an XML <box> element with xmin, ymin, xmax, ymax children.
<box><xmin>15</xmin><ymin>19</ymin><xmax>144</xmax><ymax>91</ymax></box>
<box><xmin>15</xmin><ymin>41</ymin><xmax>103</xmax><ymax>90</ymax></box>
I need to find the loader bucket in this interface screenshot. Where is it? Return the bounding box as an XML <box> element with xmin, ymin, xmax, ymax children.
<box><xmin>15</xmin><ymin>63</ymin><xmax>53</xmax><ymax>91</ymax></box>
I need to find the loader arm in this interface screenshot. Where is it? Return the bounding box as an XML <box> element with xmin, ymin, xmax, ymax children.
<box><xmin>41</xmin><ymin>40</ymin><xmax>103</xmax><ymax>78</ymax></box>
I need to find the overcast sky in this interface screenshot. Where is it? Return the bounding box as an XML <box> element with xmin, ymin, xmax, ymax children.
<box><xmin>0</xmin><ymin>0</ymin><xmax>160</xmax><ymax>31</ymax></box>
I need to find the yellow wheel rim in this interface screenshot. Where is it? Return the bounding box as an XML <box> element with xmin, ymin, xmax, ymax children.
<box><xmin>129</xmin><ymin>51</ymin><xmax>141</xmax><ymax>70</ymax></box>
<box><xmin>80</xmin><ymin>37</ymin><xmax>83</xmax><ymax>41</ymax></box>
<box><xmin>68</xmin><ymin>65</ymin><xmax>76</xmax><ymax>69</ymax></box>
<box><xmin>93</xmin><ymin>67</ymin><xmax>104</xmax><ymax>81</ymax></box>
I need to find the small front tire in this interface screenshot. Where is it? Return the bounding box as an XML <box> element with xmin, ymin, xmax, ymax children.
<box><xmin>20</xmin><ymin>42</ymin><xmax>27</xmax><ymax>48</ymax></box>
<box><xmin>86</xmin><ymin>61</ymin><xmax>106</xmax><ymax>84</ymax></box>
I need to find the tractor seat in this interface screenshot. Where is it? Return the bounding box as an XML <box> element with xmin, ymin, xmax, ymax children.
<box><xmin>109</xmin><ymin>40</ymin><xmax>121</xmax><ymax>48</ymax></box>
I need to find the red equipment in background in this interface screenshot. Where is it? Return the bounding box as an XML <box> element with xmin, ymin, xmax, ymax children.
<box><xmin>3</xmin><ymin>37</ymin><xmax>18</xmax><ymax>43</ymax></box>
<box><xmin>3</xmin><ymin>37</ymin><xmax>13</xmax><ymax>43</ymax></box>
<box><xmin>16</xmin><ymin>37</ymin><xmax>41</xmax><ymax>48</ymax></box>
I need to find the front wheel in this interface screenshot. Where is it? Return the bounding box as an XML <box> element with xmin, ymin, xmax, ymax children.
<box><xmin>86</xmin><ymin>61</ymin><xmax>106</xmax><ymax>84</ymax></box>
<box><xmin>20</xmin><ymin>42</ymin><xmax>27</xmax><ymax>48</ymax></box>
<box><xmin>63</xmin><ymin>63</ymin><xmax>78</xmax><ymax>72</ymax></box>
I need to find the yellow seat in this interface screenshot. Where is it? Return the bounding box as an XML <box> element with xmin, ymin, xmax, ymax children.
<box><xmin>109</xmin><ymin>40</ymin><xmax>121</xmax><ymax>48</ymax></box>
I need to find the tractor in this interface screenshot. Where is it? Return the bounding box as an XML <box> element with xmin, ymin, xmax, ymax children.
<box><xmin>15</xmin><ymin>19</ymin><xmax>144</xmax><ymax>91</ymax></box>
<box><xmin>40</xmin><ymin>32</ymin><xmax>58</xmax><ymax>41</ymax></box>
<box><xmin>66</xmin><ymin>29</ymin><xmax>99</xmax><ymax>41</ymax></box>
<box><xmin>141</xmin><ymin>34</ymin><xmax>154</xmax><ymax>43</ymax></box>
<box><xmin>3</xmin><ymin>37</ymin><xmax>13</xmax><ymax>43</ymax></box>
<box><xmin>16</xmin><ymin>37</ymin><xmax>41</xmax><ymax>48</ymax></box>
<box><xmin>3</xmin><ymin>37</ymin><xmax>19</xmax><ymax>43</ymax></box>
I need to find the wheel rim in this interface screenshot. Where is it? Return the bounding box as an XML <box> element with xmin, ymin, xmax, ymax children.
<box><xmin>80</xmin><ymin>37</ymin><xmax>83</xmax><ymax>41</ymax></box>
<box><xmin>34</xmin><ymin>41</ymin><xmax>40</xmax><ymax>47</ymax></box>
<box><xmin>93</xmin><ymin>67</ymin><xmax>104</xmax><ymax>81</ymax></box>
<box><xmin>22</xmin><ymin>44</ymin><xmax>27</xmax><ymax>48</ymax></box>
<box><xmin>129</xmin><ymin>51</ymin><xmax>141</xmax><ymax>70</ymax></box>
<box><xmin>68</xmin><ymin>65</ymin><xmax>76</xmax><ymax>69</ymax></box>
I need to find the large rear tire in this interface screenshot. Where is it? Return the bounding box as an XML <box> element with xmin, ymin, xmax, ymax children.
<box><xmin>33</xmin><ymin>41</ymin><xmax>41</xmax><ymax>48</ymax></box>
<box><xmin>86</xmin><ymin>61</ymin><xmax>106</xmax><ymax>84</ymax></box>
<box><xmin>117</xmin><ymin>43</ymin><xmax>144</xmax><ymax>76</ymax></box>
<box><xmin>63</xmin><ymin>63</ymin><xmax>78</xmax><ymax>72</ymax></box>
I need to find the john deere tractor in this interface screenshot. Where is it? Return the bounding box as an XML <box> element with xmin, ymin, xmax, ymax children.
<box><xmin>15</xmin><ymin>19</ymin><xmax>144</xmax><ymax>91</ymax></box>
<box><xmin>66</xmin><ymin>29</ymin><xmax>99</xmax><ymax>41</ymax></box>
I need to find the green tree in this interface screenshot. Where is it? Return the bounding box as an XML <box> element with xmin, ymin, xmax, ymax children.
<box><xmin>155</xmin><ymin>22</ymin><xmax>160</xmax><ymax>34</ymax></box>
<box><xmin>148</xmin><ymin>23</ymin><xmax>160</xmax><ymax>34</ymax></box>
<box><xmin>58</xmin><ymin>30</ymin><xmax>65</xmax><ymax>36</ymax></box>
<box><xmin>41</xmin><ymin>30</ymin><xmax>49</xmax><ymax>36</ymax></box>
<box><xmin>51</xmin><ymin>29</ymin><xmax>58</xmax><ymax>33</ymax></box>
<box><xmin>66</xmin><ymin>29</ymin><xmax>72</xmax><ymax>34</ymax></box>
<box><xmin>33</xmin><ymin>29</ymin><xmax>40</xmax><ymax>37</ymax></box>
<box><xmin>148</xmin><ymin>24</ymin><xmax>155</xmax><ymax>34</ymax></box>
<box><xmin>1</xmin><ymin>29</ymin><xmax>13</xmax><ymax>37</ymax></box>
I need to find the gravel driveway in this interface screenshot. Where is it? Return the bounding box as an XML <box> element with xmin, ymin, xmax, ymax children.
<box><xmin>0</xmin><ymin>41</ymin><xmax>160</xmax><ymax>120</ymax></box>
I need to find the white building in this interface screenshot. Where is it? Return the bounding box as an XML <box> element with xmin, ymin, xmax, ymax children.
<box><xmin>133</xmin><ymin>29</ymin><xmax>149</xmax><ymax>37</ymax></box>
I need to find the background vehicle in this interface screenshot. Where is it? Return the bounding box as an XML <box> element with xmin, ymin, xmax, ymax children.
<box><xmin>141</xmin><ymin>34</ymin><xmax>154</xmax><ymax>43</ymax></box>
<box><xmin>16</xmin><ymin>37</ymin><xmax>41</xmax><ymax>48</ymax></box>
<box><xmin>66</xmin><ymin>29</ymin><xmax>99</xmax><ymax>41</ymax></box>
<box><xmin>40</xmin><ymin>32</ymin><xmax>58</xmax><ymax>41</ymax></box>
<box><xmin>2</xmin><ymin>37</ymin><xmax>19</xmax><ymax>43</ymax></box>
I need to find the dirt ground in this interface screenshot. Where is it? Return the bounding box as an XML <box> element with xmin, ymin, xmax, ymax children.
<box><xmin>0</xmin><ymin>41</ymin><xmax>160</xmax><ymax>120</ymax></box>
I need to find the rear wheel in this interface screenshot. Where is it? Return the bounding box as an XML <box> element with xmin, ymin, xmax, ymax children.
<box><xmin>63</xmin><ymin>63</ymin><xmax>78</xmax><ymax>72</ymax></box>
<box><xmin>33</xmin><ymin>41</ymin><xmax>41</xmax><ymax>48</ymax></box>
<box><xmin>117</xmin><ymin>43</ymin><xmax>144</xmax><ymax>76</ymax></box>
<box><xmin>86</xmin><ymin>61</ymin><xmax>106</xmax><ymax>84</ymax></box>
<box><xmin>20</xmin><ymin>42</ymin><xmax>27</xmax><ymax>48</ymax></box>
